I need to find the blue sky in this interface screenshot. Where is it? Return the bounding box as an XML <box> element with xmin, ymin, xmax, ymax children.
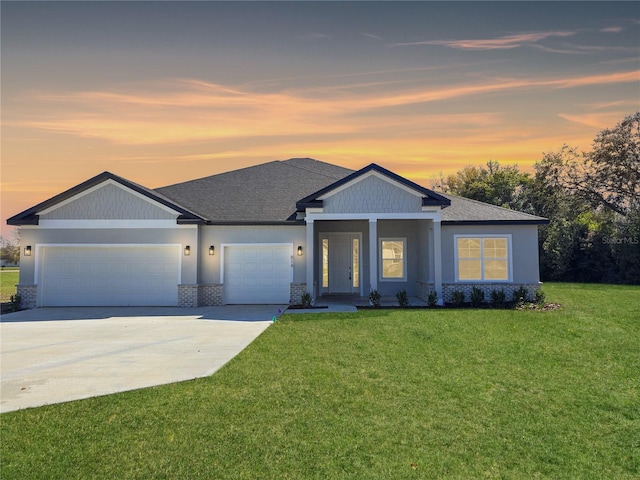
<box><xmin>2</xmin><ymin>1</ymin><xmax>639</xmax><ymax>236</ymax></box>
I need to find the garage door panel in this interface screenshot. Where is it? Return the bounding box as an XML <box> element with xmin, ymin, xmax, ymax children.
<box><xmin>224</xmin><ymin>246</ymin><xmax>290</xmax><ymax>304</ymax></box>
<box><xmin>40</xmin><ymin>246</ymin><xmax>179</xmax><ymax>307</ymax></box>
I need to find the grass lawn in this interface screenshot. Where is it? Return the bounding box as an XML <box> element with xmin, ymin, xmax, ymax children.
<box><xmin>1</xmin><ymin>283</ymin><xmax>638</xmax><ymax>479</ymax></box>
<box><xmin>0</xmin><ymin>268</ymin><xmax>19</xmax><ymax>303</ymax></box>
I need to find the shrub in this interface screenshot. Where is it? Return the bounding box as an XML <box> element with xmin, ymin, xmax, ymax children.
<box><xmin>9</xmin><ymin>294</ymin><xmax>22</xmax><ymax>312</ymax></box>
<box><xmin>369</xmin><ymin>289</ymin><xmax>381</xmax><ymax>308</ymax></box>
<box><xmin>396</xmin><ymin>290</ymin><xmax>409</xmax><ymax>307</ymax></box>
<box><xmin>470</xmin><ymin>287</ymin><xmax>485</xmax><ymax>307</ymax></box>
<box><xmin>300</xmin><ymin>292</ymin><xmax>312</xmax><ymax>308</ymax></box>
<box><xmin>534</xmin><ymin>288</ymin><xmax>546</xmax><ymax>305</ymax></box>
<box><xmin>451</xmin><ymin>290</ymin><xmax>465</xmax><ymax>307</ymax></box>
<box><xmin>427</xmin><ymin>291</ymin><xmax>438</xmax><ymax>307</ymax></box>
<box><xmin>491</xmin><ymin>288</ymin><xmax>506</xmax><ymax>307</ymax></box>
<box><xmin>512</xmin><ymin>286</ymin><xmax>528</xmax><ymax>304</ymax></box>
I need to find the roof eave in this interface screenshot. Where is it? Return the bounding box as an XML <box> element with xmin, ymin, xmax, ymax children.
<box><xmin>442</xmin><ymin>219</ymin><xmax>550</xmax><ymax>226</ymax></box>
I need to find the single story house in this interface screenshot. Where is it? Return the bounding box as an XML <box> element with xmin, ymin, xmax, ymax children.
<box><xmin>8</xmin><ymin>158</ymin><xmax>548</xmax><ymax>309</ymax></box>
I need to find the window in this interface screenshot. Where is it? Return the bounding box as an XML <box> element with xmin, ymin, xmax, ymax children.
<box><xmin>352</xmin><ymin>238</ymin><xmax>359</xmax><ymax>288</ymax></box>
<box><xmin>456</xmin><ymin>236</ymin><xmax>510</xmax><ymax>281</ymax></box>
<box><xmin>381</xmin><ymin>238</ymin><xmax>406</xmax><ymax>280</ymax></box>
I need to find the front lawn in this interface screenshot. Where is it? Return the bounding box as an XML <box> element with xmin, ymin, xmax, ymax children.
<box><xmin>0</xmin><ymin>268</ymin><xmax>19</xmax><ymax>303</ymax></box>
<box><xmin>2</xmin><ymin>283</ymin><xmax>638</xmax><ymax>479</ymax></box>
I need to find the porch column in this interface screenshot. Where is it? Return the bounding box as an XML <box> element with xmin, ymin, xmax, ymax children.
<box><xmin>369</xmin><ymin>219</ymin><xmax>377</xmax><ymax>293</ymax></box>
<box><xmin>305</xmin><ymin>218</ymin><xmax>314</xmax><ymax>298</ymax></box>
<box><xmin>433</xmin><ymin>218</ymin><xmax>444</xmax><ymax>306</ymax></box>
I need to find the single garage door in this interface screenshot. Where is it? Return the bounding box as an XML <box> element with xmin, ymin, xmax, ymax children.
<box><xmin>39</xmin><ymin>245</ymin><xmax>180</xmax><ymax>306</ymax></box>
<box><xmin>224</xmin><ymin>245</ymin><xmax>291</xmax><ymax>304</ymax></box>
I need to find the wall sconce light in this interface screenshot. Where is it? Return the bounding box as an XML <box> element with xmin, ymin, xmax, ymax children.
<box><xmin>24</xmin><ymin>246</ymin><xmax>32</xmax><ymax>256</ymax></box>
<box><xmin>184</xmin><ymin>245</ymin><xmax>191</xmax><ymax>256</ymax></box>
<box><xmin>209</xmin><ymin>245</ymin><xmax>215</xmax><ymax>255</ymax></box>
<box><xmin>297</xmin><ymin>246</ymin><xmax>303</xmax><ymax>256</ymax></box>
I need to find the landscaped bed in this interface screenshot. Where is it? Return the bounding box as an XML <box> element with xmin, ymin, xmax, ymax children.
<box><xmin>1</xmin><ymin>283</ymin><xmax>638</xmax><ymax>479</ymax></box>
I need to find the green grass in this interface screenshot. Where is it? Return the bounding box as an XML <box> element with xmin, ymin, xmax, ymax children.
<box><xmin>0</xmin><ymin>268</ymin><xmax>19</xmax><ymax>302</ymax></box>
<box><xmin>2</xmin><ymin>283</ymin><xmax>638</xmax><ymax>479</ymax></box>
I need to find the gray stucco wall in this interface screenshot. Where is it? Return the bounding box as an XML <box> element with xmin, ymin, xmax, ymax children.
<box><xmin>375</xmin><ymin>220</ymin><xmax>420</xmax><ymax>296</ymax></box>
<box><xmin>19</xmin><ymin>226</ymin><xmax>198</xmax><ymax>286</ymax></box>
<box><xmin>323</xmin><ymin>176</ymin><xmax>423</xmax><ymax>214</ymax></box>
<box><xmin>40</xmin><ymin>183</ymin><xmax>178</xmax><ymax>220</ymax></box>
<box><xmin>441</xmin><ymin>224</ymin><xmax>540</xmax><ymax>284</ymax></box>
<box><xmin>198</xmin><ymin>225</ymin><xmax>306</xmax><ymax>285</ymax></box>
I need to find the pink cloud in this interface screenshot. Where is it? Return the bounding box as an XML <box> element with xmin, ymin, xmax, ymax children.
<box><xmin>391</xmin><ymin>31</ymin><xmax>576</xmax><ymax>50</ymax></box>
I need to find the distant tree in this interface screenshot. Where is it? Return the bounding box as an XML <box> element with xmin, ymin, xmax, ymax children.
<box><xmin>0</xmin><ymin>231</ymin><xmax>21</xmax><ymax>265</ymax></box>
<box><xmin>443</xmin><ymin>160</ymin><xmax>533</xmax><ymax>211</ymax></box>
<box><xmin>532</xmin><ymin>114</ymin><xmax>640</xmax><ymax>284</ymax></box>
<box><xmin>553</xmin><ymin>112</ymin><xmax>639</xmax><ymax>216</ymax></box>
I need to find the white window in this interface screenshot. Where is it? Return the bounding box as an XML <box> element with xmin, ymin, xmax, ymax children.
<box><xmin>455</xmin><ymin>235</ymin><xmax>511</xmax><ymax>282</ymax></box>
<box><xmin>380</xmin><ymin>238</ymin><xmax>406</xmax><ymax>281</ymax></box>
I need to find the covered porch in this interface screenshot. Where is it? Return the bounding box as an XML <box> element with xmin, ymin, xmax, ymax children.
<box><xmin>303</xmin><ymin>213</ymin><xmax>443</xmax><ymax>304</ymax></box>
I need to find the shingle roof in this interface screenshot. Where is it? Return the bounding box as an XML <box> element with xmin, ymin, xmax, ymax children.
<box><xmin>7</xmin><ymin>158</ymin><xmax>548</xmax><ymax>227</ymax></box>
<box><xmin>155</xmin><ymin>158</ymin><xmax>354</xmax><ymax>224</ymax></box>
<box><xmin>439</xmin><ymin>193</ymin><xmax>548</xmax><ymax>224</ymax></box>
<box><xmin>156</xmin><ymin>158</ymin><xmax>546</xmax><ymax>225</ymax></box>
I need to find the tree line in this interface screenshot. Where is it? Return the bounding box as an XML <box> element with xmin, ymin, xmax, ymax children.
<box><xmin>434</xmin><ymin>112</ymin><xmax>640</xmax><ymax>284</ymax></box>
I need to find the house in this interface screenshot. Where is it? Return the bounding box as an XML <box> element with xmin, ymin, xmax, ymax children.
<box><xmin>8</xmin><ymin>158</ymin><xmax>548</xmax><ymax>309</ymax></box>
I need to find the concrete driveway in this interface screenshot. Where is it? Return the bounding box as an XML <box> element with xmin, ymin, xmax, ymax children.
<box><xmin>1</xmin><ymin>305</ymin><xmax>284</xmax><ymax>413</ymax></box>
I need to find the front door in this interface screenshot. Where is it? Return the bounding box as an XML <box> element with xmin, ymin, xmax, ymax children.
<box><xmin>322</xmin><ymin>233</ymin><xmax>361</xmax><ymax>294</ymax></box>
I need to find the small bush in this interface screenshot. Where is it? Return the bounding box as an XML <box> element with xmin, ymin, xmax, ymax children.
<box><xmin>300</xmin><ymin>292</ymin><xmax>312</xmax><ymax>308</ymax></box>
<box><xmin>451</xmin><ymin>290</ymin><xmax>465</xmax><ymax>307</ymax></box>
<box><xmin>512</xmin><ymin>286</ymin><xmax>528</xmax><ymax>304</ymax></box>
<box><xmin>491</xmin><ymin>288</ymin><xmax>506</xmax><ymax>307</ymax></box>
<box><xmin>427</xmin><ymin>291</ymin><xmax>438</xmax><ymax>307</ymax></box>
<box><xmin>396</xmin><ymin>290</ymin><xmax>409</xmax><ymax>307</ymax></box>
<box><xmin>470</xmin><ymin>287</ymin><xmax>485</xmax><ymax>307</ymax></box>
<box><xmin>9</xmin><ymin>294</ymin><xmax>22</xmax><ymax>312</ymax></box>
<box><xmin>369</xmin><ymin>289</ymin><xmax>381</xmax><ymax>308</ymax></box>
<box><xmin>534</xmin><ymin>288</ymin><xmax>546</xmax><ymax>305</ymax></box>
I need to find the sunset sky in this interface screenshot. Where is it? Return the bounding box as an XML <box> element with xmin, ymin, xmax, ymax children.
<box><xmin>2</xmin><ymin>1</ymin><xmax>639</xmax><ymax>237</ymax></box>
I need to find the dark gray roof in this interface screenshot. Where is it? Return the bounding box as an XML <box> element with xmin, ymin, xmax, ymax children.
<box><xmin>439</xmin><ymin>193</ymin><xmax>548</xmax><ymax>225</ymax></box>
<box><xmin>7</xmin><ymin>158</ymin><xmax>547</xmax><ymax>227</ymax></box>
<box><xmin>156</xmin><ymin>158</ymin><xmax>354</xmax><ymax>224</ymax></box>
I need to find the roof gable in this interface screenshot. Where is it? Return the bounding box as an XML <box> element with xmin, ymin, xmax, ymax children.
<box><xmin>7</xmin><ymin>172</ymin><xmax>204</xmax><ymax>226</ymax></box>
<box><xmin>297</xmin><ymin>163</ymin><xmax>451</xmax><ymax>211</ymax></box>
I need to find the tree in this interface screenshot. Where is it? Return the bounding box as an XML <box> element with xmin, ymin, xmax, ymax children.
<box><xmin>442</xmin><ymin>160</ymin><xmax>533</xmax><ymax>211</ymax></box>
<box><xmin>0</xmin><ymin>233</ymin><xmax>21</xmax><ymax>265</ymax></box>
<box><xmin>559</xmin><ymin>112</ymin><xmax>640</xmax><ymax>216</ymax></box>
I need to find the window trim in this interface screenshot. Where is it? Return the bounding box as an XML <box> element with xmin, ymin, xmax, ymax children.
<box><xmin>380</xmin><ymin>237</ymin><xmax>407</xmax><ymax>282</ymax></box>
<box><xmin>454</xmin><ymin>234</ymin><xmax>512</xmax><ymax>282</ymax></box>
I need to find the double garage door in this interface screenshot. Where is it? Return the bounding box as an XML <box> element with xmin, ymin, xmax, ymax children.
<box><xmin>37</xmin><ymin>244</ymin><xmax>291</xmax><ymax>306</ymax></box>
<box><xmin>39</xmin><ymin>246</ymin><xmax>180</xmax><ymax>307</ymax></box>
<box><xmin>224</xmin><ymin>245</ymin><xmax>291</xmax><ymax>304</ymax></box>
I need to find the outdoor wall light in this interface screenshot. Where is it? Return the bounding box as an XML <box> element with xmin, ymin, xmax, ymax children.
<box><xmin>209</xmin><ymin>245</ymin><xmax>215</xmax><ymax>255</ymax></box>
<box><xmin>184</xmin><ymin>245</ymin><xmax>191</xmax><ymax>256</ymax></box>
<box><xmin>297</xmin><ymin>245</ymin><xmax>303</xmax><ymax>256</ymax></box>
<box><xmin>24</xmin><ymin>246</ymin><xmax>32</xmax><ymax>256</ymax></box>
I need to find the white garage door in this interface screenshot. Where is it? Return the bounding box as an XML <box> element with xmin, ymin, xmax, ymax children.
<box><xmin>224</xmin><ymin>245</ymin><xmax>291</xmax><ymax>304</ymax></box>
<box><xmin>39</xmin><ymin>246</ymin><xmax>180</xmax><ymax>307</ymax></box>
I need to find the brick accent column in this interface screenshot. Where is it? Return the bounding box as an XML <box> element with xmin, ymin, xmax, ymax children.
<box><xmin>415</xmin><ymin>281</ymin><xmax>435</xmax><ymax>302</ymax></box>
<box><xmin>16</xmin><ymin>284</ymin><xmax>37</xmax><ymax>310</ymax></box>
<box><xmin>198</xmin><ymin>284</ymin><xmax>223</xmax><ymax>306</ymax></box>
<box><xmin>178</xmin><ymin>285</ymin><xmax>199</xmax><ymax>307</ymax></box>
<box><xmin>290</xmin><ymin>283</ymin><xmax>307</xmax><ymax>305</ymax></box>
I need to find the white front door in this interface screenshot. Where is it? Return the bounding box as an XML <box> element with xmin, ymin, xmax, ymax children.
<box><xmin>323</xmin><ymin>233</ymin><xmax>361</xmax><ymax>294</ymax></box>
